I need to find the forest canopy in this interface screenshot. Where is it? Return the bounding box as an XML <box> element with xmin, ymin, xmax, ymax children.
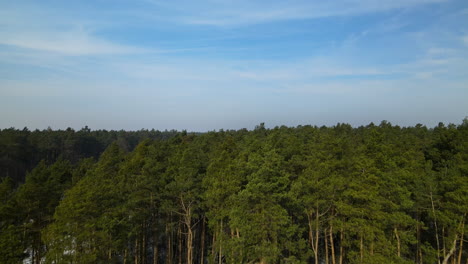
<box><xmin>0</xmin><ymin>120</ymin><xmax>467</xmax><ymax>264</ymax></box>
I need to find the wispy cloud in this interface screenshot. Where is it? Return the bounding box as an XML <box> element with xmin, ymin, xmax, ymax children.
<box><xmin>146</xmin><ymin>0</ymin><xmax>447</xmax><ymax>26</ymax></box>
<box><xmin>0</xmin><ymin>29</ymin><xmax>145</xmax><ymax>56</ymax></box>
<box><xmin>0</xmin><ymin>3</ymin><xmax>148</xmax><ymax>56</ymax></box>
<box><xmin>463</xmin><ymin>35</ymin><xmax>468</xmax><ymax>46</ymax></box>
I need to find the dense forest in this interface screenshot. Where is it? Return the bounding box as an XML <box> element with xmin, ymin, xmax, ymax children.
<box><xmin>0</xmin><ymin>127</ymin><xmax>179</xmax><ymax>183</ymax></box>
<box><xmin>0</xmin><ymin>120</ymin><xmax>467</xmax><ymax>264</ymax></box>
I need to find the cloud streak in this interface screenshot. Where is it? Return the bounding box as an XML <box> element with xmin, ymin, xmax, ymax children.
<box><xmin>147</xmin><ymin>0</ymin><xmax>447</xmax><ymax>26</ymax></box>
<box><xmin>0</xmin><ymin>29</ymin><xmax>145</xmax><ymax>56</ymax></box>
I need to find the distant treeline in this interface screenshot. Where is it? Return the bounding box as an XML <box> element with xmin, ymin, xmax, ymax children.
<box><xmin>0</xmin><ymin>126</ymin><xmax>179</xmax><ymax>183</ymax></box>
<box><xmin>0</xmin><ymin>120</ymin><xmax>467</xmax><ymax>264</ymax></box>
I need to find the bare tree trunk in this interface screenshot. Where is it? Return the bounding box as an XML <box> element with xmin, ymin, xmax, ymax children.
<box><xmin>166</xmin><ymin>222</ymin><xmax>172</xmax><ymax>264</ymax></box>
<box><xmin>330</xmin><ymin>224</ymin><xmax>336</xmax><ymax>264</ymax></box>
<box><xmin>200</xmin><ymin>216</ymin><xmax>205</xmax><ymax>264</ymax></box>
<box><xmin>178</xmin><ymin>223</ymin><xmax>182</xmax><ymax>264</ymax></box>
<box><xmin>360</xmin><ymin>234</ymin><xmax>363</xmax><ymax>263</ymax></box>
<box><xmin>186</xmin><ymin>216</ymin><xmax>193</xmax><ymax>264</ymax></box>
<box><xmin>143</xmin><ymin>225</ymin><xmax>147</xmax><ymax>264</ymax></box>
<box><xmin>307</xmin><ymin>211</ymin><xmax>319</xmax><ymax>264</ymax></box>
<box><xmin>444</xmin><ymin>227</ymin><xmax>447</xmax><ymax>260</ymax></box>
<box><xmin>236</xmin><ymin>228</ymin><xmax>242</xmax><ymax>261</ymax></box>
<box><xmin>325</xmin><ymin>227</ymin><xmax>329</xmax><ymax>264</ymax></box>
<box><xmin>417</xmin><ymin>212</ymin><xmax>421</xmax><ymax>264</ymax></box>
<box><xmin>395</xmin><ymin>227</ymin><xmax>401</xmax><ymax>257</ymax></box>
<box><xmin>339</xmin><ymin>228</ymin><xmax>344</xmax><ymax>264</ymax></box>
<box><xmin>124</xmin><ymin>248</ymin><xmax>128</xmax><ymax>264</ymax></box>
<box><xmin>179</xmin><ymin>196</ymin><xmax>194</xmax><ymax>264</ymax></box>
<box><xmin>431</xmin><ymin>191</ymin><xmax>441</xmax><ymax>264</ymax></box>
<box><xmin>442</xmin><ymin>235</ymin><xmax>458</xmax><ymax>264</ymax></box>
<box><xmin>212</xmin><ymin>231</ymin><xmax>216</xmax><ymax>264</ymax></box>
<box><xmin>420</xmin><ymin>248</ymin><xmax>423</xmax><ymax>264</ymax></box>
<box><xmin>458</xmin><ymin>216</ymin><xmax>465</xmax><ymax>264</ymax></box>
<box><xmin>153</xmin><ymin>232</ymin><xmax>158</xmax><ymax>264</ymax></box>
<box><xmin>219</xmin><ymin>219</ymin><xmax>223</xmax><ymax>264</ymax></box>
<box><xmin>135</xmin><ymin>238</ymin><xmax>139</xmax><ymax>264</ymax></box>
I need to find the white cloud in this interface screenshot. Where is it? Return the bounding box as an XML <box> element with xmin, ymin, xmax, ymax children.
<box><xmin>463</xmin><ymin>35</ymin><xmax>468</xmax><ymax>46</ymax></box>
<box><xmin>159</xmin><ymin>0</ymin><xmax>447</xmax><ymax>26</ymax></box>
<box><xmin>0</xmin><ymin>29</ymin><xmax>144</xmax><ymax>56</ymax></box>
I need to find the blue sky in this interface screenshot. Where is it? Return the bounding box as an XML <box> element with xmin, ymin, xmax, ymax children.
<box><xmin>1</xmin><ymin>0</ymin><xmax>467</xmax><ymax>131</ymax></box>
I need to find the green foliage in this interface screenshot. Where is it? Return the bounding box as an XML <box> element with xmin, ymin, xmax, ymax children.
<box><xmin>1</xmin><ymin>121</ymin><xmax>467</xmax><ymax>263</ymax></box>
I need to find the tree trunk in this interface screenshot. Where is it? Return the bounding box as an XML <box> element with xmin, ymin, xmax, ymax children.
<box><xmin>330</xmin><ymin>224</ymin><xmax>336</xmax><ymax>264</ymax></box>
<box><xmin>143</xmin><ymin>226</ymin><xmax>147</xmax><ymax>264</ymax></box>
<box><xmin>395</xmin><ymin>227</ymin><xmax>401</xmax><ymax>257</ymax></box>
<box><xmin>417</xmin><ymin>212</ymin><xmax>421</xmax><ymax>264</ymax></box>
<box><xmin>325</xmin><ymin>227</ymin><xmax>329</xmax><ymax>264</ymax></box>
<box><xmin>442</xmin><ymin>235</ymin><xmax>458</xmax><ymax>264</ymax></box>
<box><xmin>431</xmin><ymin>192</ymin><xmax>441</xmax><ymax>264</ymax></box>
<box><xmin>443</xmin><ymin>227</ymin><xmax>447</xmax><ymax>260</ymax></box>
<box><xmin>219</xmin><ymin>219</ymin><xmax>223</xmax><ymax>264</ymax></box>
<box><xmin>153</xmin><ymin>233</ymin><xmax>158</xmax><ymax>264</ymax></box>
<box><xmin>200</xmin><ymin>216</ymin><xmax>205</xmax><ymax>264</ymax></box>
<box><xmin>316</xmin><ymin>208</ymin><xmax>321</xmax><ymax>264</ymax></box>
<box><xmin>178</xmin><ymin>223</ymin><xmax>182</xmax><ymax>264</ymax></box>
<box><xmin>307</xmin><ymin>211</ymin><xmax>319</xmax><ymax>264</ymax></box>
<box><xmin>360</xmin><ymin>234</ymin><xmax>363</xmax><ymax>263</ymax></box>
<box><xmin>187</xmin><ymin>226</ymin><xmax>194</xmax><ymax>264</ymax></box>
<box><xmin>457</xmin><ymin>216</ymin><xmax>465</xmax><ymax>264</ymax></box>
<box><xmin>135</xmin><ymin>238</ymin><xmax>139</xmax><ymax>264</ymax></box>
<box><xmin>339</xmin><ymin>228</ymin><xmax>344</xmax><ymax>264</ymax></box>
<box><xmin>212</xmin><ymin>231</ymin><xmax>216</xmax><ymax>264</ymax></box>
<box><xmin>166</xmin><ymin>222</ymin><xmax>172</xmax><ymax>264</ymax></box>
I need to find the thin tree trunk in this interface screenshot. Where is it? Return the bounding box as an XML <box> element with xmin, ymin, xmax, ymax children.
<box><xmin>395</xmin><ymin>227</ymin><xmax>401</xmax><ymax>257</ymax></box>
<box><xmin>153</xmin><ymin>232</ymin><xmax>158</xmax><ymax>264</ymax></box>
<box><xmin>339</xmin><ymin>228</ymin><xmax>344</xmax><ymax>264</ymax></box>
<box><xmin>124</xmin><ymin>248</ymin><xmax>128</xmax><ymax>264</ymax></box>
<box><xmin>330</xmin><ymin>224</ymin><xmax>336</xmax><ymax>264</ymax></box>
<box><xmin>178</xmin><ymin>223</ymin><xmax>182</xmax><ymax>264</ymax></box>
<box><xmin>201</xmin><ymin>216</ymin><xmax>205</xmax><ymax>264</ymax></box>
<box><xmin>212</xmin><ymin>231</ymin><xmax>216</xmax><ymax>264</ymax></box>
<box><xmin>219</xmin><ymin>219</ymin><xmax>223</xmax><ymax>264</ymax></box>
<box><xmin>360</xmin><ymin>234</ymin><xmax>363</xmax><ymax>263</ymax></box>
<box><xmin>443</xmin><ymin>227</ymin><xmax>447</xmax><ymax>260</ymax></box>
<box><xmin>457</xmin><ymin>216</ymin><xmax>465</xmax><ymax>264</ymax></box>
<box><xmin>236</xmin><ymin>228</ymin><xmax>242</xmax><ymax>261</ymax></box>
<box><xmin>135</xmin><ymin>238</ymin><xmax>139</xmax><ymax>264</ymax></box>
<box><xmin>187</xmin><ymin>218</ymin><xmax>193</xmax><ymax>264</ymax></box>
<box><xmin>307</xmin><ymin>211</ymin><xmax>319</xmax><ymax>264</ymax></box>
<box><xmin>315</xmin><ymin>207</ymin><xmax>320</xmax><ymax>264</ymax></box>
<box><xmin>166</xmin><ymin>222</ymin><xmax>172</xmax><ymax>264</ymax></box>
<box><xmin>325</xmin><ymin>227</ymin><xmax>329</xmax><ymax>264</ymax></box>
<box><xmin>143</xmin><ymin>225</ymin><xmax>147</xmax><ymax>264</ymax></box>
<box><xmin>431</xmin><ymin>191</ymin><xmax>441</xmax><ymax>264</ymax></box>
<box><xmin>417</xmin><ymin>212</ymin><xmax>421</xmax><ymax>264</ymax></box>
<box><xmin>442</xmin><ymin>235</ymin><xmax>458</xmax><ymax>264</ymax></box>
<box><xmin>420</xmin><ymin>248</ymin><xmax>423</xmax><ymax>264</ymax></box>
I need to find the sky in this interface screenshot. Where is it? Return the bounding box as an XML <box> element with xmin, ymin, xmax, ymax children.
<box><xmin>1</xmin><ymin>0</ymin><xmax>467</xmax><ymax>131</ymax></box>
